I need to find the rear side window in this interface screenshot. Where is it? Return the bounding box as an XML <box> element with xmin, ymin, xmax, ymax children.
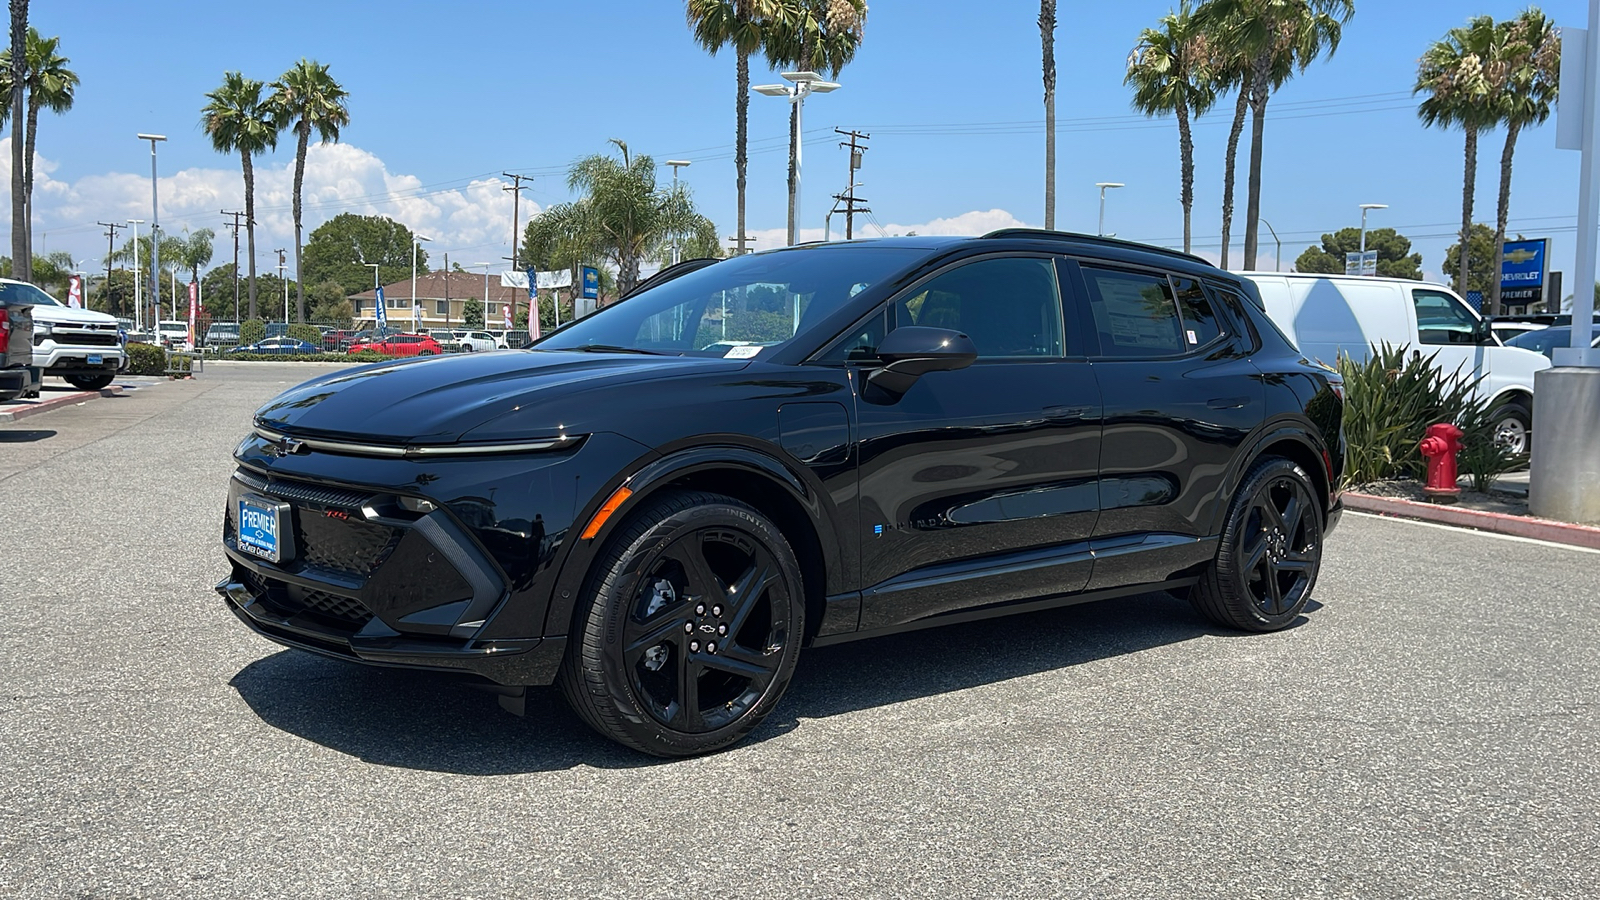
<box><xmin>1080</xmin><ymin>268</ymin><xmax>1184</xmax><ymax>356</ymax></box>
<box><xmin>1171</xmin><ymin>277</ymin><xmax>1223</xmax><ymax>348</ymax></box>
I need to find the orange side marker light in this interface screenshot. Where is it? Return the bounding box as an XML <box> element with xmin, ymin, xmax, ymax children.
<box><xmin>580</xmin><ymin>487</ymin><xmax>634</xmax><ymax>540</ymax></box>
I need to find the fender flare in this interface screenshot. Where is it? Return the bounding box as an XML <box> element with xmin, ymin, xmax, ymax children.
<box><xmin>1207</xmin><ymin>418</ymin><xmax>1336</xmax><ymax>535</ymax></box>
<box><xmin>540</xmin><ymin>441</ymin><xmax>846</xmax><ymax>638</ymax></box>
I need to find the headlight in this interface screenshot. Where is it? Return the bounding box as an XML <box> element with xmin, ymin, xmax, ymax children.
<box><xmin>35</xmin><ymin>322</ymin><xmax>52</xmax><ymax>338</ymax></box>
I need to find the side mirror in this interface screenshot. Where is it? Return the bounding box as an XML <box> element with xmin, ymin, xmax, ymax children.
<box><xmin>865</xmin><ymin>326</ymin><xmax>978</xmax><ymax>399</ymax></box>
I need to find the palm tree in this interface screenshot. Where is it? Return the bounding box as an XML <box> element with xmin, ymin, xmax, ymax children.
<box><xmin>7</xmin><ymin>0</ymin><xmax>26</xmax><ymax>283</ymax></box>
<box><xmin>1127</xmin><ymin>4</ymin><xmax>1217</xmax><ymax>255</ymax></box>
<box><xmin>1488</xmin><ymin>9</ymin><xmax>1559</xmax><ymax>315</ymax></box>
<box><xmin>763</xmin><ymin>0</ymin><xmax>867</xmax><ymax>241</ymax></box>
<box><xmin>174</xmin><ymin>228</ymin><xmax>216</xmax><ymax>290</ymax></box>
<box><xmin>1209</xmin><ymin>45</ymin><xmax>1251</xmax><ymax>269</ymax></box>
<box><xmin>202</xmin><ymin>72</ymin><xmax>278</xmax><ymax>320</ymax></box>
<box><xmin>686</xmin><ymin>0</ymin><xmax>780</xmax><ymax>255</ymax></box>
<box><xmin>0</xmin><ymin>27</ymin><xmax>76</xmax><ymax>270</ymax></box>
<box><xmin>1201</xmin><ymin>0</ymin><xmax>1353</xmax><ymax>269</ymax></box>
<box><xmin>1417</xmin><ymin>15</ymin><xmax>1502</xmax><ymax>295</ymax></box>
<box><xmin>1041</xmin><ymin>0</ymin><xmax>1057</xmax><ymax>230</ymax></box>
<box><xmin>268</xmin><ymin>59</ymin><xmax>350</xmax><ymax>323</ymax></box>
<box><xmin>527</xmin><ymin>141</ymin><xmax>717</xmax><ymax>296</ymax></box>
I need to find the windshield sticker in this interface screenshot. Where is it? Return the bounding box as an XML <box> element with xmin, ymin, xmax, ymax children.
<box><xmin>724</xmin><ymin>345</ymin><xmax>762</xmax><ymax>359</ymax></box>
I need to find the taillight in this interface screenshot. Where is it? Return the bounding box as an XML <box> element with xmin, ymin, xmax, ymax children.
<box><xmin>1329</xmin><ymin>379</ymin><xmax>1345</xmax><ymax>401</ymax></box>
<box><xmin>0</xmin><ymin>307</ymin><xmax>10</xmax><ymax>335</ymax></box>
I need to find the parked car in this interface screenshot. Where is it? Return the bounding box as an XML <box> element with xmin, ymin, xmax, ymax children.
<box><xmin>346</xmin><ymin>332</ymin><xmax>443</xmax><ymax>357</ymax></box>
<box><xmin>157</xmin><ymin>319</ymin><xmax>190</xmax><ymax>348</ymax></box>
<box><xmin>0</xmin><ymin>284</ymin><xmax>37</xmax><ymax>402</ymax></box>
<box><xmin>1488</xmin><ymin>319</ymin><xmax>1546</xmax><ymax>344</ymax></box>
<box><xmin>451</xmin><ymin>330</ymin><xmax>501</xmax><ymax>352</ymax></box>
<box><xmin>219</xmin><ymin>230</ymin><xmax>1346</xmax><ymax>757</ymax></box>
<box><xmin>230</xmin><ymin>338</ymin><xmax>321</xmax><ymax>355</ymax></box>
<box><xmin>1505</xmin><ymin>325</ymin><xmax>1600</xmax><ymax>360</ymax></box>
<box><xmin>1239</xmin><ymin>272</ymin><xmax>1549</xmax><ymax>455</ymax></box>
<box><xmin>321</xmin><ymin>329</ymin><xmax>357</xmax><ymax>352</ymax></box>
<box><xmin>425</xmin><ymin>329</ymin><xmax>465</xmax><ymax>353</ymax></box>
<box><xmin>3</xmin><ymin>278</ymin><xmax>126</xmax><ymax>391</ymax></box>
<box><xmin>206</xmin><ymin>321</ymin><xmax>241</xmax><ymax>349</ymax></box>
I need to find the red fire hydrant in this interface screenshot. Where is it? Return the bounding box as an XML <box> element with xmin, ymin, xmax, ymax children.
<box><xmin>1419</xmin><ymin>422</ymin><xmax>1464</xmax><ymax>503</ymax></box>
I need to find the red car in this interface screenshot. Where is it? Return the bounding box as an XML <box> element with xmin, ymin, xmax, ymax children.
<box><xmin>347</xmin><ymin>333</ymin><xmax>444</xmax><ymax>357</ymax></box>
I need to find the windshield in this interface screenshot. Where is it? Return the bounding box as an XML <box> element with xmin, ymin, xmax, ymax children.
<box><xmin>536</xmin><ymin>246</ymin><xmax>925</xmax><ymax>357</ymax></box>
<box><xmin>0</xmin><ymin>282</ymin><xmax>61</xmax><ymax>306</ymax></box>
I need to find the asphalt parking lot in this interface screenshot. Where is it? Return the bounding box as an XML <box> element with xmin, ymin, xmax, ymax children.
<box><xmin>2</xmin><ymin>362</ymin><xmax>1597</xmax><ymax>899</ymax></box>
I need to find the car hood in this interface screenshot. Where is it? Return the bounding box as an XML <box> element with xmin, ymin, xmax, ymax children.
<box><xmin>32</xmin><ymin>304</ymin><xmax>118</xmax><ymax>326</ymax></box>
<box><xmin>255</xmin><ymin>349</ymin><xmax>751</xmax><ymax>444</ymax></box>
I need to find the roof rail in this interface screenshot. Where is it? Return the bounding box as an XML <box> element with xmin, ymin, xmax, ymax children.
<box><xmin>980</xmin><ymin>228</ymin><xmax>1214</xmax><ymax>267</ymax></box>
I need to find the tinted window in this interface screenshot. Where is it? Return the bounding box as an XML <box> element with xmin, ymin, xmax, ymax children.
<box><xmin>894</xmin><ymin>257</ymin><xmax>1064</xmax><ymax>358</ymax></box>
<box><xmin>1081</xmin><ymin>268</ymin><xmax>1184</xmax><ymax>357</ymax></box>
<box><xmin>1172</xmin><ymin>277</ymin><xmax>1224</xmax><ymax>348</ymax></box>
<box><xmin>1413</xmin><ymin>289</ymin><xmax>1489</xmax><ymax>345</ymax></box>
<box><xmin>0</xmin><ymin>282</ymin><xmax>60</xmax><ymax>306</ymax></box>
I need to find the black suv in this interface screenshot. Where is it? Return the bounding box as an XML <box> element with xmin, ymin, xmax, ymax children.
<box><xmin>219</xmin><ymin>231</ymin><xmax>1344</xmax><ymax>756</ymax></box>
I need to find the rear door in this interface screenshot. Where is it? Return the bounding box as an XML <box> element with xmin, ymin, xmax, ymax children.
<box><xmin>1070</xmin><ymin>262</ymin><xmax>1264</xmax><ymax>588</ymax></box>
<box><xmin>840</xmin><ymin>253</ymin><xmax>1104</xmax><ymax>630</ymax></box>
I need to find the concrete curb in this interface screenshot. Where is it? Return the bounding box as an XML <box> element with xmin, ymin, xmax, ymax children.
<box><xmin>1344</xmin><ymin>491</ymin><xmax>1600</xmax><ymax>550</ymax></box>
<box><xmin>0</xmin><ymin>385</ymin><xmax>126</xmax><ymax>423</ymax></box>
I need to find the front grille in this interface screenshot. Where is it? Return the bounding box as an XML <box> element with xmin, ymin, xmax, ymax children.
<box><xmin>263</xmin><ymin>478</ymin><xmax>371</xmax><ymax>510</ymax></box>
<box><xmin>299</xmin><ymin>589</ymin><xmax>370</xmax><ymax>624</ymax></box>
<box><xmin>295</xmin><ymin>511</ymin><xmax>398</xmax><ymax>577</ymax></box>
<box><xmin>52</xmin><ymin>331</ymin><xmax>120</xmax><ymax>347</ymax></box>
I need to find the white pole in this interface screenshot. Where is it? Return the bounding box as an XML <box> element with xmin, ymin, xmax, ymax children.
<box><xmin>792</xmin><ymin>85</ymin><xmax>805</xmax><ymax>247</ymax></box>
<box><xmin>411</xmin><ymin>240</ymin><xmax>419</xmax><ymax>332</ymax></box>
<box><xmin>1562</xmin><ymin>0</ymin><xmax>1600</xmax><ymax>366</ymax></box>
<box><xmin>129</xmin><ymin>220</ymin><xmax>143</xmax><ymax>332</ymax></box>
<box><xmin>1098</xmin><ymin>187</ymin><xmax>1107</xmax><ymax>236</ymax></box>
<box><xmin>1359</xmin><ymin>207</ymin><xmax>1369</xmax><ymax>255</ymax></box>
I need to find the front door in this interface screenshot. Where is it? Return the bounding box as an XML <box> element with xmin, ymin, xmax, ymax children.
<box><xmin>833</xmin><ymin>254</ymin><xmax>1104</xmax><ymax>631</ymax></box>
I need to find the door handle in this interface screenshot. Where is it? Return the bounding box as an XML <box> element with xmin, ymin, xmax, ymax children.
<box><xmin>1206</xmin><ymin>396</ymin><xmax>1251</xmax><ymax>410</ymax></box>
<box><xmin>1044</xmin><ymin>405</ymin><xmax>1093</xmax><ymax>420</ymax></box>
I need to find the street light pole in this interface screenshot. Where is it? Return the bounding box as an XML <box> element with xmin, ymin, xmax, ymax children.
<box><xmin>1095</xmin><ymin>182</ymin><xmax>1124</xmax><ymax>236</ymax></box>
<box><xmin>128</xmin><ymin>219</ymin><xmax>144</xmax><ymax>333</ymax></box>
<box><xmin>138</xmin><ymin>134</ymin><xmax>166</xmax><ymax>337</ymax></box>
<box><xmin>474</xmin><ymin>262</ymin><xmax>494</xmax><ymax>328</ymax></box>
<box><xmin>666</xmin><ymin>160</ymin><xmax>691</xmax><ymax>265</ymax></box>
<box><xmin>412</xmin><ymin>234</ymin><xmax>432</xmax><ymax>333</ymax></box>
<box><xmin>1259</xmin><ymin>218</ymin><xmax>1282</xmax><ymax>272</ymax></box>
<box><xmin>1358</xmin><ymin>203</ymin><xmax>1388</xmax><ymax>258</ymax></box>
<box><xmin>754</xmin><ymin>72</ymin><xmax>841</xmax><ymax>246</ymax></box>
<box><xmin>360</xmin><ymin>262</ymin><xmax>380</xmax><ymax>326</ymax></box>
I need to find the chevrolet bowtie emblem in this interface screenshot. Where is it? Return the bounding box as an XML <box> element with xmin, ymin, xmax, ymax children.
<box><xmin>267</xmin><ymin>437</ymin><xmax>307</xmax><ymax>457</ymax></box>
<box><xmin>1506</xmin><ymin>249</ymin><xmax>1539</xmax><ymax>264</ymax></box>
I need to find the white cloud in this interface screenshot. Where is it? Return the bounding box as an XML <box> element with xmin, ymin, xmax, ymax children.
<box><xmin>0</xmin><ymin>138</ymin><xmax>534</xmax><ymax>273</ymax></box>
<box><xmin>743</xmin><ymin>207</ymin><xmax>1033</xmax><ymax>250</ymax></box>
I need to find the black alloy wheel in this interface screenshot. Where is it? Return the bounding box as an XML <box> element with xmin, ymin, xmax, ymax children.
<box><xmin>1191</xmin><ymin>457</ymin><xmax>1323</xmax><ymax>632</ymax></box>
<box><xmin>559</xmin><ymin>490</ymin><xmax>804</xmax><ymax>757</ymax></box>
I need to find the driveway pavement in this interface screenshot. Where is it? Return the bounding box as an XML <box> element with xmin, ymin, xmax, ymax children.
<box><xmin>2</xmin><ymin>363</ymin><xmax>1596</xmax><ymax>899</ymax></box>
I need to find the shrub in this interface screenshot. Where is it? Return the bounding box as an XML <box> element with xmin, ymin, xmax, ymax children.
<box><xmin>1337</xmin><ymin>342</ymin><xmax>1519</xmax><ymax>490</ymax></box>
<box><xmin>224</xmin><ymin>351</ymin><xmax>389</xmax><ymax>363</ymax></box>
<box><xmin>125</xmin><ymin>342</ymin><xmax>166</xmax><ymax>376</ymax></box>
<box><xmin>239</xmin><ymin>318</ymin><xmax>266</xmax><ymax>346</ymax></box>
<box><xmin>286</xmin><ymin>323</ymin><xmax>323</xmax><ymax>346</ymax></box>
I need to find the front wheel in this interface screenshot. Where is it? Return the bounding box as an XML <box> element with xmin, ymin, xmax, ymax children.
<box><xmin>66</xmin><ymin>373</ymin><xmax>115</xmax><ymax>391</ymax></box>
<box><xmin>559</xmin><ymin>490</ymin><xmax>805</xmax><ymax>757</ymax></box>
<box><xmin>417</xmin><ymin>350</ymin><xmax>434</xmax><ymax>357</ymax></box>
<box><xmin>1191</xmin><ymin>457</ymin><xmax>1324</xmax><ymax>632</ymax></box>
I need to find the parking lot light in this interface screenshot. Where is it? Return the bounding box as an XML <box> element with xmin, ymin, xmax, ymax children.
<box><xmin>1095</xmin><ymin>182</ymin><xmax>1124</xmax><ymax>237</ymax></box>
<box><xmin>754</xmin><ymin>72</ymin><xmax>840</xmax><ymax>246</ymax></box>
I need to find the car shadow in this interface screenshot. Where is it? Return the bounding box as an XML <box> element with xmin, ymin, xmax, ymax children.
<box><xmin>0</xmin><ymin>429</ymin><xmax>55</xmax><ymax>442</ymax></box>
<box><xmin>230</xmin><ymin>591</ymin><xmax>1317</xmax><ymax>774</ymax></box>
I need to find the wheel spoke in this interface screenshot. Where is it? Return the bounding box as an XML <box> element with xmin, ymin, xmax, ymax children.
<box><xmin>1262</xmin><ymin>561</ymin><xmax>1285</xmax><ymax>613</ymax></box>
<box><xmin>665</xmin><ymin>539</ymin><xmax>724</xmax><ymax>600</ymax></box>
<box><xmin>1280</xmin><ymin>492</ymin><xmax>1305</xmax><ymax>539</ymax></box>
<box><xmin>1260</xmin><ymin>491</ymin><xmax>1289</xmax><ymax>534</ymax></box>
<box><xmin>697</xmin><ymin>647</ymin><xmax>772</xmax><ymax>682</ymax></box>
<box><xmin>623</xmin><ymin>608</ymin><xmax>691</xmax><ymax>659</ymax></box>
<box><xmin>1242</xmin><ymin>534</ymin><xmax>1270</xmax><ymax>576</ymax></box>
<box><xmin>672</xmin><ymin>657</ymin><xmax>704</xmax><ymax>731</ymax></box>
<box><xmin>723</xmin><ymin>561</ymin><xmax>777</xmax><ymax>635</ymax></box>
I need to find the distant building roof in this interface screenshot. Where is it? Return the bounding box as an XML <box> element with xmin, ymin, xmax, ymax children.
<box><xmin>349</xmin><ymin>271</ymin><xmax>531</xmax><ymax>304</ymax></box>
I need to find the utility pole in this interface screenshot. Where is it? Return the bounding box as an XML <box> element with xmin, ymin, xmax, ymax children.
<box><xmin>503</xmin><ymin>172</ymin><xmax>534</xmax><ymax>269</ymax></box>
<box><xmin>443</xmin><ymin>251</ymin><xmax>450</xmax><ymax>328</ymax></box>
<box><xmin>833</xmin><ymin>128</ymin><xmax>870</xmax><ymax>240</ymax></box>
<box><xmin>275</xmin><ymin>248</ymin><xmax>287</xmax><ymax>324</ymax></box>
<box><xmin>221</xmin><ymin>210</ymin><xmax>245</xmax><ymax>323</ymax></box>
<box><xmin>97</xmin><ymin>221</ymin><xmax>123</xmax><ymax>312</ymax></box>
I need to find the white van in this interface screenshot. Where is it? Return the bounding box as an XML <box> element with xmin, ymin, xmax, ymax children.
<box><xmin>1237</xmin><ymin>273</ymin><xmax>1550</xmax><ymax>454</ymax></box>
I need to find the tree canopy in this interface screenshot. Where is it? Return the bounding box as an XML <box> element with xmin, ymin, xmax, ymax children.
<box><xmin>1442</xmin><ymin>223</ymin><xmax>1500</xmax><ymax>296</ymax></box>
<box><xmin>1294</xmin><ymin>227</ymin><xmax>1423</xmax><ymax>280</ymax></box>
<box><xmin>301</xmin><ymin>213</ymin><xmax>426</xmax><ymax>296</ymax></box>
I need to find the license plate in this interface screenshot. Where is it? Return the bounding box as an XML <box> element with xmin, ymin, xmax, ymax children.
<box><xmin>237</xmin><ymin>495</ymin><xmax>282</xmax><ymax>562</ymax></box>
<box><xmin>87</xmin><ymin>354</ymin><xmax>103</xmax><ymax>365</ymax></box>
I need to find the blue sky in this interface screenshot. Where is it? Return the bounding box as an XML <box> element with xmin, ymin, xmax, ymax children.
<box><xmin>12</xmin><ymin>0</ymin><xmax>1593</xmax><ymax>287</ymax></box>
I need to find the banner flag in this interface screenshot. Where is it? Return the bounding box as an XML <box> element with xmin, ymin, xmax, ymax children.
<box><xmin>375</xmin><ymin>286</ymin><xmax>388</xmax><ymax>329</ymax></box>
<box><xmin>67</xmin><ymin>275</ymin><xmax>83</xmax><ymax>308</ymax></box>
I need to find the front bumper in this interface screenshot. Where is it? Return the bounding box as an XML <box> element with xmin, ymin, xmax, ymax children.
<box><xmin>219</xmin><ymin>467</ymin><xmax>566</xmax><ymax>685</ymax></box>
<box><xmin>33</xmin><ymin>341</ymin><xmax>125</xmax><ymax>375</ymax></box>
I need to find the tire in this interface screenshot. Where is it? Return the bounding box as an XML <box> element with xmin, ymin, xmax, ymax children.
<box><xmin>1191</xmin><ymin>457</ymin><xmax>1323</xmax><ymax>632</ymax></box>
<box><xmin>417</xmin><ymin>350</ymin><xmax>434</xmax><ymax>357</ymax></box>
<box><xmin>66</xmin><ymin>373</ymin><xmax>115</xmax><ymax>392</ymax></box>
<box><xmin>1490</xmin><ymin>401</ymin><xmax>1532</xmax><ymax>456</ymax></box>
<box><xmin>558</xmin><ymin>490</ymin><xmax>805</xmax><ymax>757</ymax></box>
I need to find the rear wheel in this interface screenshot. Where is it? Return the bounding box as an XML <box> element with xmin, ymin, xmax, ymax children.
<box><xmin>559</xmin><ymin>490</ymin><xmax>804</xmax><ymax>757</ymax></box>
<box><xmin>417</xmin><ymin>350</ymin><xmax>434</xmax><ymax>357</ymax></box>
<box><xmin>1192</xmin><ymin>457</ymin><xmax>1323</xmax><ymax>632</ymax></box>
<box><xmin>65</xmin><ymin>373</ymin><xmax>115</xmax><ymax>391</ymax></box>
<box><xmin>1490</xmin><ymin>401</ymin><xmax>1531</xmax><ymax>456</ymax></box>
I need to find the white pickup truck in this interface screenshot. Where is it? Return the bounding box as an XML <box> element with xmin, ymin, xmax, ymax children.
<box><xmin>0</xmin><ymin>278</ymin><xmax>127</xmax><ymax>391</ymax></box>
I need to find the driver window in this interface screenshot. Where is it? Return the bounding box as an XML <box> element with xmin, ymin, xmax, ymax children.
<box><xmin>1413</xmin><ymin>289</ymin><xmax>1489</xmax><ymax>345</ymax></box>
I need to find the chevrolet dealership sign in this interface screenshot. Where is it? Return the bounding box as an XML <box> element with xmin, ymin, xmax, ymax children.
<box><xmin>1501</xmin><ymin>238</ymin><xmax>1550</xmax><ymax>304</ymax></box>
